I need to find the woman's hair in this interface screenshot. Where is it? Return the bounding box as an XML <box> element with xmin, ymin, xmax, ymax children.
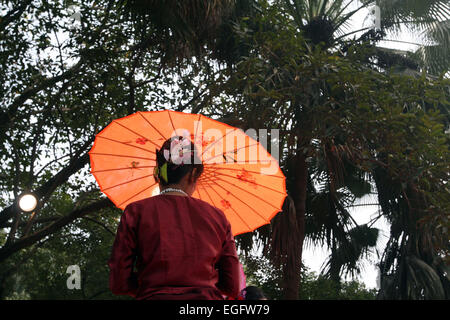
<box><xmin>242</xmin><ymin>286</ymin><xmax>267</xmax><ymax>300</ymax></box>
<box><xmin>154</xmin><ymin>136</ymin><xmax>204</xmax><ymax>186</ymax></box>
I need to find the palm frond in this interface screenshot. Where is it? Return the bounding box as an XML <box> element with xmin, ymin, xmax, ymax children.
<box><xmin>414</xmin><ymin>19</ymin><xmax>450</xmax><ymax>74</ymax></box>
<box><xmin>322</xmin><ymin>224</ymin><xmax>379</xmax><ymax>280</ymax></box>
<box><xmin>380</xmin><ymin>252</ymin><xmax>448</xmax><ymax>299</ymax></box>
<box><xmin>282</xmin><ymin>0</ymin><xmax>307</xmax><ymax>28</ymax></box>
<box><xmin>372</xmin><ymin>0</ymin><xmax>450</xmax><ymax>31</ymax></box>
<box><xmin>116</xmin><ymin>0</ymin><xmax>238</xmax><ymax>61</ymax></box>
<box><xmin>404</xmin><ymin>255</ymin><xmax>445</xmax><ymax>299</ymax></box>
<box><xmin>413</xmin><ymin>44</ymin><xmax>450</xmax><ymax>75</ymax></box>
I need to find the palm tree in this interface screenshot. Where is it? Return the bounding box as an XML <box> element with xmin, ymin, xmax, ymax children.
<box><xmin>372</xmin><ymin>0</ymin><xmax>450</xmax><ymax>75</ymax></box>
<box><xmin>118</xmin><ymin>0</ymin><xmax>447</xmax><ymax>78</ymax></box>
<box><xmin>279</xmin><ymin>0</ymin><xmax>449</xmax><ymax>74</ymax></box>
<box><xmin>373</xmin><ymin>160</ymin><xmax>450</xmax><ymax>299</ymax></box>
<box><xmin>219</xmin><ymin>0</ymin><xmax>449</xmax><ymax>300</ymax></box>
<box><xmin>116</xmin><ymin>0</ymin><xmax>259</xmax><ymax>65</ymax></box>
<box><xmin>280</xmin><ymin>0</ymin><xmax>367</xmax><ymax>46</ymax></box>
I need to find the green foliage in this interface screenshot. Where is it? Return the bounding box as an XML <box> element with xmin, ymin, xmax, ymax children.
<box><xmin>242</xmin><ymin>255</ymin><xmax>283</xmax><ymax>300</ymax></box>
<box><xmin>0</xmin><ymin>205</ymin><xmax>127</xmax><ymax>300</ymax></box>
<box><xmin>222</xmin><ymin>3</ymin><xmax>449</xmax><ymax>299</ymax></box>
<box><xmin>0</xmin><ymin>0</ymin><xmax>223</xmax><ymax>266</ymax></box>
<box><xmin>299</xmin><ymin>273</ymin><xmax>378</xmax><ymax>300</ymax></box>
<box><xmin>242</xmin><ymin>254</ymin><xmax>378</xmax><ymax>300</ymax></box>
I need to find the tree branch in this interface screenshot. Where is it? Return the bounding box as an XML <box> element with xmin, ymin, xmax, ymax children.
<box><xmin>81</xmin><ymin>216</ymin><xmax>115</xmax><ymax>236</ymax></box>
<box><xmin>0</xmin><ymin>143</ymin><xmax>92</xmax><ymax>228</ymax></box>
<box><xmin>0</xmin><ymin>58</ymin><xmax>85</xmax><ymax>130</ymax></box>
<box><xmin>1</xmin><ymin>217</ymin><xmax>60</xmax><ymax>228</ymax></box>
<box><xmin>0</xmin><ymin>198</ymin><xmax>114</xmax><ymax>263</ymax></box>
<box><xmin>0</xmin><ymin>0</ymin><xmax>33</xmax><ymax>32</ymax></box>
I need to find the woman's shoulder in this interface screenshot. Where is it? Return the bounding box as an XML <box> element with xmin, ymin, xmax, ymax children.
<box><xmin>126</xmin><ymin>196</ymin><xmax>156</xmax><ymax>208</ymax></box>
<box><xmin>124</xmin><ymin>196</ymin><xmax>164</xmax><ymax>214</ymax></box>
<box><xmin>126</xmin><ymin>195</ymin><xmax>228</xmax><ymax>223</ymax></box>
<box><xmin>188</xmin><ymin>196</ymin><xmax>222</xmax><ymax>210</ymax></box>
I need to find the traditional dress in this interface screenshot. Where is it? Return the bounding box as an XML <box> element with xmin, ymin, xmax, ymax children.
<box><xmin>108</xmin><ymin>194</ymin><xmax>240</xmax><ymax>300</ymax></box>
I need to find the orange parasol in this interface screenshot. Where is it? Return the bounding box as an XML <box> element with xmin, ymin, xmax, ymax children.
<box><xmin>89</xmin><ymin>110</ymin><xmax>286</xmax><ymax>236</ymax></box>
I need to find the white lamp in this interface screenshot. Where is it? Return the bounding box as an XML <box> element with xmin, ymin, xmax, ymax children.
<box><xmin>18</xmin><ymin>193</ymin><xmax>38</xmax><ymax>212</ymax></box>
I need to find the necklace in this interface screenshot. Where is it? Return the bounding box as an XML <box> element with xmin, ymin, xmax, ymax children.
<box><xmin>159</xmin><ymin>187</ymin><xmax>189</xmax><ymax>197</ymax></box>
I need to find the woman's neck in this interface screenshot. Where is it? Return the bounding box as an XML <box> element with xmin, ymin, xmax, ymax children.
<box><xmin>159</xmin><ymin>185</ymin><xmax>189</xmax><ymax>196</ymax></box>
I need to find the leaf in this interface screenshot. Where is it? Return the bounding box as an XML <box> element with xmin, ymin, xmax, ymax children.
<box><xmin>405</xmin><ymin>255</ymin><xmax>446</xmax><ymax>299</ymax></box>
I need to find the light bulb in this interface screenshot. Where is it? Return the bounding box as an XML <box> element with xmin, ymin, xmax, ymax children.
<box><xmin>18</xmin><ymin>193</ymin><xmax>38</xmax><ymax>212</ymax></box>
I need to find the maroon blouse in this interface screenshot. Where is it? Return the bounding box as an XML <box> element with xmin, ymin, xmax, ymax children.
<box><xmin>108</xmin><ymin>194</ymin><xmax>241</xmax><ymax>300</ymax></box>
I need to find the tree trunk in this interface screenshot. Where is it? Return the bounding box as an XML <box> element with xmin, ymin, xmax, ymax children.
<box><xmin>284</xmin><ymin>150</ymin><xmax>308</xmax><ymax>300</ymax></box>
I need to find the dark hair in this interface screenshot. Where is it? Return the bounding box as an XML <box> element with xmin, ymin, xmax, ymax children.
<box><xmin>242</xmin><ymin>286</ymin><xmax>267</xmax><ymax>300</ymax></box>
<box><xmin>155</xmin><ymin>136</ymin><xmax>204</xmax><ymax>186</ymax></box>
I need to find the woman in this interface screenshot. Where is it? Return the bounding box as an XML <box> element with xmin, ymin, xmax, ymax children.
<box><xmin>108</xmin><ymin>135</ymin><xmax>240</xmax><ymax>300</ymax></box>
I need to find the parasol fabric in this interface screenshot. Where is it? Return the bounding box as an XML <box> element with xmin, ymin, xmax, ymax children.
<box><xmin>89</xmin><ymin>110</ymin><xmax>286</xmax><ymax>236</ymax></box>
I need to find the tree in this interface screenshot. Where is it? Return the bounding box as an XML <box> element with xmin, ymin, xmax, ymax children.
<box><xmin>278</xmin><ymin>0</ymin><xmax>449</xmax><ymax>75</ymax></box>
<box><xmin>371</xmin><ymin>0</ymin><xmax>450</xmax><ymax>75</ymax></box>
<box><xmin>213</xmin><ymin>2</ymin><xmax>449</xmax><ymax>299</ymax></box>
<box><xmin>1</xmin><ymin>193</ymin><xmax>127</xmax><ymax>299</ymax></box>
<box><xmin>242</xmin><ymin>252</ymin><xmax>378</xmax><ymax>299</ymax></box>
<box><xmin>0</xmin><ymin>0</ymin><xmax>234</xmax><ymax>294</ymax></box>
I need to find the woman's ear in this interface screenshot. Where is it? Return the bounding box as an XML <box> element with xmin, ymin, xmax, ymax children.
<box><xmin>188</xmin><ymin>167</ymin><xmax>198</xmax><ymax>184</ymax></box>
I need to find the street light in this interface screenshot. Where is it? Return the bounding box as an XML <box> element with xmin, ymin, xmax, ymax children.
<box><xmin>18</xmin><ymin>193</ymin><xmax>38</xmax><ymax>212</ymax></box>
<box><xmin>17</xmin><ymin>192</ymin><xmax>39</xmax><ymax>237</ymax></box>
